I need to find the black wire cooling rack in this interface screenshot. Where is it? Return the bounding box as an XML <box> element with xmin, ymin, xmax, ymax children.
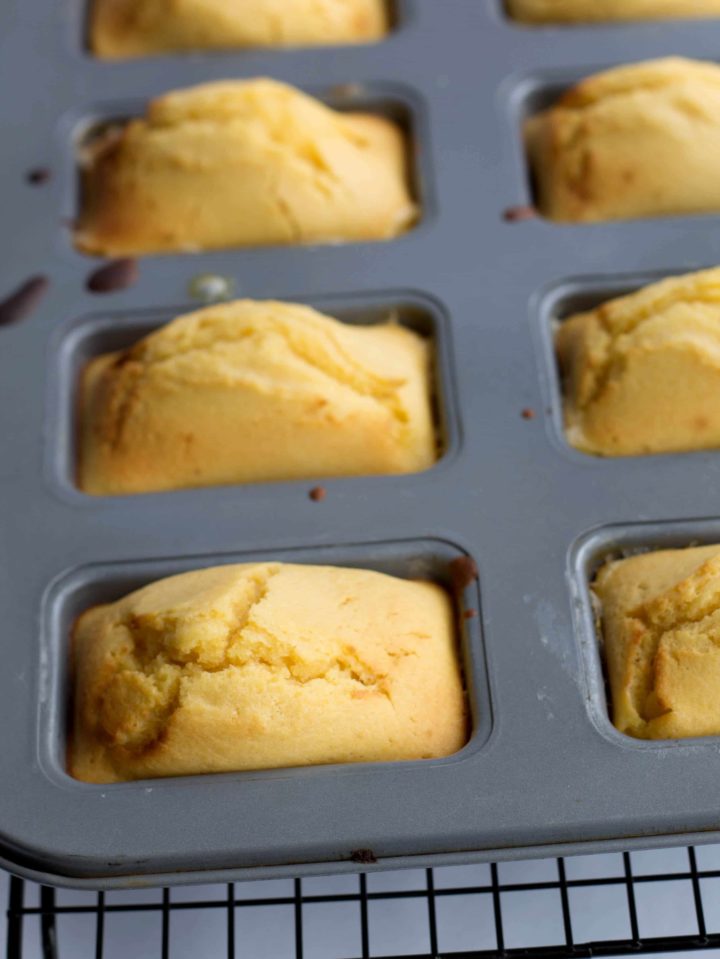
<box><xmin>6</xmin><ymin>847</ymin><xmax>720</xmax><ymax>959</ymax></box>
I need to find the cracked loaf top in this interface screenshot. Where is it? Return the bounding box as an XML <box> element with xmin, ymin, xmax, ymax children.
<box><xmin>526</xmin><ymin>58</ymin><xmax>720</xmax><ymax>222</ymax></box>
<box><xmin>91</xmin><ymin>0</ymin><xmax>388</xmax><ymax>58</ymax></box>
<box><xmin>69</xmin><ymin>563</ymin><xmax>467</xmax><ymax>783</ymax></box>
<box><xmin>78</xmin><ymin>299</ymin><xmax>436</xmax><ymax>495</ymax></box>
<box><xmin>75</xmin><ymin>79</ymin><xmax>416</xmax><ymax>255</ymax></box>
<box><xmin>594</xmin><ymin>544</ymin><xmax>720</xmax><ymax>740</ymax></box>
<box><xmin>556</xmin><ymin>267</ymin><xmax>720</xmax><ymax>456</ymax></box>
<box><xmin>508</xmin><ymin>0</ymin><xmax>720</xmax><ymax>22</ymax></box>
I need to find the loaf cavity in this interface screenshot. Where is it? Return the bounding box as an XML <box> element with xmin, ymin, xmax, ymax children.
<box><xmin>526</xmin><ymin>58</ymin><xmax>720</xmax><ymax>222</ymax></box>
<box><xmin>76</xmin><ymin>79</ymin><xmax>416</xmax><ymax>255</ymax></box>
<box><xmin>70</xmin><ymin>563</ymin><xmax>468</xmax><ymax>782</ymax></box>
<box><xmin>78</xmin><ymin>299</ymin><xmax>437</xmax><ymax>495</ymax></box>
<box><xmin>91</xmin><ymin>0</ymin><xmax>388</xmax><ymax>58</ymax></box>
<box><xmin>594</xmin><ymin>545</ymin><xmax>720</xmax><ymax>739</ymax></box>
<box><xmin>556</xmin><ymin>267</ymin><xmax>720</xmax><ymax>456</ymax></box>
<box><xmin>508</xmin><ymin>0</ymin><xmax>720</xmax><ymax>23</ymax></box>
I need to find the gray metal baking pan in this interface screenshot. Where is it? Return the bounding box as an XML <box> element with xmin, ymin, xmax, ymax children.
<box><xmin>4</xmin><ymin>0</ymin><xmax>720</xmax><ymax>889</ymax></box>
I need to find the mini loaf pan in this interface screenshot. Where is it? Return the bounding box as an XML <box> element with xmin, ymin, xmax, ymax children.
<box><xmin>5</xmin><ymin>0</ymin><xmax>720</xmax><ymax>888</ymax></box>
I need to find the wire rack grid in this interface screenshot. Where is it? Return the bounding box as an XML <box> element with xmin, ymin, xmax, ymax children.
<box><xmin>6</xmin><ymin>844</ymin><xmax>720</xmax><ymax>958</ymax></box>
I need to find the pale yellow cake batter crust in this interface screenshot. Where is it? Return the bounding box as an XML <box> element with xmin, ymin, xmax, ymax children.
<box><xmin>78</xmin><ymin>299</ymin><xmax>436</xmax><ymax>495</ymax></box>
<box><xmin>70</xmin><ymin>563</ymin><xmax>467</xmax><ymax>782</ymax></box>
<box><xmin>509</xmin><ymin>0</ymin><xmax>720</xmax><ymax>23</ymax></box>
<box><xmin>76</xmin><ymin>79</ymin><xmax>416</xmax><ymax>255</ymax></box>
<box><xmin>91</xmin><ymin>0</ymin><xmax>388</xmax><ymax>57</ymax></box>
<box><xmin>595</xmin><ymin>545</ymin><xmax>720</xmax><ymax>739</ymax></box>
<box><xmin>556</xmin><ymin>267</ymin><xmax>720</xmax><ymax>456</ymax></box>
<box><xmin>526</xmin><ymin>58</ymin><xmax>720</xmax><ymax>222</ymax></box>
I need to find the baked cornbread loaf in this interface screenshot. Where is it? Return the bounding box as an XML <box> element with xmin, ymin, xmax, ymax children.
<box><xmin>69</xmin><ymin>563</ymin><xmax>467</xmax><ymax>782</ymax></box>
<box><xmin>526</xmin><ymin>58</ymin><xmax>720</xmax><ymax>222</ymax></box>
<box><xmin>556</xmin><ymin>267</ymin><xmax>720</xmax><ymax>456</ymax></box>
<box><xmin>594</xmin><ymin>544</ymin><xmax>720</xmax><ymax>739</ymax></box>
<box><xmin>78</xmin><ymin>299</ymin><xmax>436</xmax><ymax>495</ymax></box>
<box><xmin>76</xmin><ymin>79</ymin><xmax>416</xmax><ymax>255</ymax></box>
<box><xmin>91</xmin><ymin>0</ymin><xmax>388</xmax><ymax>58</ymax></box>
<box><xmin>508</xmin><ymin>0</ymin><xmax>720</xmax><ymax>22</ymax></box>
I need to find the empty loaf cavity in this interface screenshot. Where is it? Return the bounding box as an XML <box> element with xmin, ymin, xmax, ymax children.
<box><xmin>508</xmin><ymin>0</ymin><xmax>720</xmax><ymax>22</ymax></box>
<box><xmin>78</xmin><ymin>299</ymin><xmax>437</xmax><ymax>495</ymax></box>
<box><xmin>526</xmin><ymin>58</ymin><xmax>720</xmax><ymax>222</ymax></box>
<box><xmin>69</xmin><ymin>563</ymin><xmax>468</xmax><ymax>782</ymax></box>
<box><xmin>91</xmin><ymin>0</ymin><xmax>388</xmax><ymax>58</ymax></box>
<box><xmin>75</xmin><ymin>79</ymin><xmax>416</xmax><ymax>255</ymax></box>
<box><xmin>556</xmin><ymin>267</ymin><xmax>720</xmax><ymax>456</ymax></box>
<box><xmin>594</xmin><ymin>544</ymin><xmax>720</xmax><ymax>739</ymax></box>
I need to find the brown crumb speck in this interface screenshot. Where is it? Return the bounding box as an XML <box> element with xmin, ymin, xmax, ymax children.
<box><xmin>309</xmin><ymin>486</ymin><xmax>327</xmax><ymax>502</ymax></box>
<box><xmin>463</xmin><ymin>608</ymin><xmax>478</xmax><ymax>620</ymax></box>
<box><xmin>27</xmin><ymin>167</ymin><xmax>51</xmax><ymax>186</ymax></box>
<box><xmin>87</xmin><ymin>258</ymin><xmax>139</xmax><ymax>294</ymax></box>
<box><xmin>329</xmin><ymin>83</ymin><xmax>364</xmax><ymax>100</ymax></box>
<box><xmin>350</xmin><ymin>849</ymin><xmax>378</xmax><ymax>865</ymax></box>
<box><xmin>521</xmin><ymin>408</ymin><xmax>536</xmax><ymax>420</ymax></box>
<box><xmin>0</xmin><ymin>275</ymin><xmax>50</xmax><ymax>327</ymax></box>
<box><xmin>449</xmin><ymin>556</ymin><xmax>479</xmax><ymax>594</ymax></box>
<box><xmin>503</xmin><ymin>205</ymin><xmax>537</xmax><ymax>222</ymax></box>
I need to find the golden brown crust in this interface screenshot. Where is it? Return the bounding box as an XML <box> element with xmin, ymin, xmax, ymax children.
<box><xmin>508</xmin><ymin>0</ymin><xmax>720</xmax><ymax>22</ymax></box>
<box><xmin>75</xmin><ymin>79</ymin><xmax>416</xmax><ymax>255</ymax></box>
<box><xmin>594</xmin><ymin>545</ymin><xmax>720</xmax><ymax>739</ymax></box>
<box><xmin>556</xmin><ymin>267</ymin><xmax>720</xmax><ymax>456</ymax></box>
<box><xmin>69</xmin><ymin>563</ymin><xmax>468</xmax><ymax>782</ymax></box>
<box><xmin>78</xmin><ymin>299</ymin><xmax>436</xmax><ymax>495</ymax></box>
<box><xmin>526</xmin><ymin>58</ymin><xmax>720</xmax><ymax>223</ymax></box>
<box><xmin>91</xmin><ymin>0</ymin><xmax>388</xmax><ymax>58</ymax></box>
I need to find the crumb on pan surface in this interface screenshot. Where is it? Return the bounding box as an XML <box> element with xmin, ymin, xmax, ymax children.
<box><xmin>594</xmin><ymin>544</ymin><xmax>720</xmax><ymax>739</ymax></box>
<box><xmin>556</xmin><ymin>266</ymin><xmax>720</xmax><ymax>456</ymax></box>
<box><xmin>91</xmin><ymin>0</ymin><xmax>388</xmax><ymax>58</ymax></box>
<box><xmin>70</xmin><ymin>563</ymin><xmax>468</xmax><ymax>783</ymax></box>
<box><xmin>78</xmin><ymin>299</ymin><xmax>437</xmax><ymax>495</ymax></box>
<box><xmin>525</xmin><ymin>58</ymin><xmax>720</xmax><ymax>222</ymax></box>
<box><xmin>75</xmin><ymin>78</ymin><xmax>416</xmax><ymax>255</ymax></box>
